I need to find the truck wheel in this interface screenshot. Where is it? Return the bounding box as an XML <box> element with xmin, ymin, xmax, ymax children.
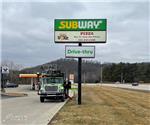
<box><xmin>40</xmin><ymin>97</ymin><xmax>44</xmax><ymax>102</ymax></box>
<box><xmin>61</xmin><ymin>96</ymin><xmax>65</xmax><ymax>102</ymax></box>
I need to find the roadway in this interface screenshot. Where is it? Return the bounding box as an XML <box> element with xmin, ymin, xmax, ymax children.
<box><xmin>100</xmin><ymin>83</ymin><xmax>150</xmax><ymax>92</ymax></box>
<box><xmin>1</xmin><ymin>85</ymin><xmax>66</xmax><ymax>125</ymax></box>
<box><xmin>82</xmin><ymin>83</ymin><xmax>150</xmax><ymax>92</ymax></box>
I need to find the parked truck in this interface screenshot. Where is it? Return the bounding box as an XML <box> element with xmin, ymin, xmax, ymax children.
<box><xmin>38</xmin><ymin>70</ymin><xmax>65</xmax><ymax>102</ymax></box>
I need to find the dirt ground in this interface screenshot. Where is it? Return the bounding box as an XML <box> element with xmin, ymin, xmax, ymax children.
<box><xmin>49</xmin><ymin>86</ymin><xmax>150</xmax><ymax>125</ymax></box>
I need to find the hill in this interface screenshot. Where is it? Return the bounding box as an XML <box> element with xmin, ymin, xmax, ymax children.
<box><xmin>21</xmin><ymin>58</ymin><xmax>101</xmax><ymax>83</ymax></box>
<box><xmin>20</xmin><ymin>58</ymin><xmax>150</xmax><ymax>83</ymax></box>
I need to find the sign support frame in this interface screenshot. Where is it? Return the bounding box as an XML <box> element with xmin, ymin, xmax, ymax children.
<box><xmin>78</xmin><ymin>43</ymin><xmax>82</xmax><ymax>105</ymax></box>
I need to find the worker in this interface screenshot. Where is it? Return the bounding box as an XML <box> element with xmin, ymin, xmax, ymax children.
<box><xmin>63</xmin><ymin>80</ymin><xmax>67</xmax><ymax>98</ymax></box>
<box><xmin>66</xmin><ymin>80</ymin><xmax>71</xmax><ymax>98</ymax></box>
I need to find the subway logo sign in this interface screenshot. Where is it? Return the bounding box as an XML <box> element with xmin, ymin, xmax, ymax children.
<box><xmin>55</xmin><ymin>19</ymin><xmax>107</xmax><ymax>31</ymax></box>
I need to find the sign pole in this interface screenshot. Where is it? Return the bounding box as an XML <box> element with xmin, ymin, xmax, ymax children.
<box><xmin>1</xmin><ymin>66</ymin><xmax>9</xmax><ymax>92</ymax></box>
<box><xmin>1</xmin><ymin>73</ymin><xmax>5</xmax><ymax>92</ymax></box>
<box><xmin>78</xmin><ymin>43</ymin><xmax>82</xmax><ymax>105</ymax></box>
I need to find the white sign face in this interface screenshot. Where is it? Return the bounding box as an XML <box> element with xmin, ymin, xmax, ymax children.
<box><xmin>55</xmin><ymin>31</ymin><xmax>106</xmax><ymax>43</ymax></box>
<box><xmin>65</xmin><ymin>46</ymin><xmax>95</xmax><ymax>58</ymax></box>
<box><xmin>1</xmin><ymin>66</ymin><xmax>9</xmax><ymax>74</ymax></box>
<box><xmin>69</xmin><ymin>74</ymin><xmax>74</xmax><ymax>80</ymax></box>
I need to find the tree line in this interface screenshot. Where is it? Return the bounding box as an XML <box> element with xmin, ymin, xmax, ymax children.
<box><xmin>1</xmin><ymin>59</ymin><xmax>150</xmax><ymax>84</ymax></box>
<box><xmin>103</xmin><ymin>62</ymin><xmax>150</xmax><ymax>83</ymax></box>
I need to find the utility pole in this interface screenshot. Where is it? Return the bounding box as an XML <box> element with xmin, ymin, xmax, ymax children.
<box><xmin>1</xmin><ymin>66</ymin><xmax>9</xmax><ymax>93</ymax></box>
<box><xmin>83</xmin><ymin>72</ymin><xmax>86</xmax><ymax>84</ymax></box>
<box><xmin>121</xmin><ymin>73</ymin><xmax>123</xmax><ymax>83</ymax></box>
<box><xmin>65</xmin><ymin>71</ymin><xmax>68</xmax><ymax>82</ymax></box>
<box><xmin>1</xmin><ymin>73</ymin><xmax>5</xmax><ymax>92</ymax></box>
<box><xmin>100</xmin><ymin>62</ymin><xmax>103</xmax><ymax>84</ymax></box>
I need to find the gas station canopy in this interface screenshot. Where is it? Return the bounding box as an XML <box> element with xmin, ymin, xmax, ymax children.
<box><xmin>19</xmin><ymin>74</ymin><xmax>39</xmax><ymax>78</ymax></box>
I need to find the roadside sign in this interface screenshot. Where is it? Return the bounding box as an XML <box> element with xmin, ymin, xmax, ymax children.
<box><xmin>69</xmin><ymin>74</ymin><xmax>74</xmax><ymax>80</ymax></box>
<box><xmin>54</xmin><ymin>18</ymin><xmax>107</xmax><ymax>105</ymax></box>
<box><xmin>55</xmin><ymin>19</ymin><xmax>107</xmax><ymax>43</ymax></box>
<box><xmin>1</xmin><ymin>66</ymin><xmax>9</xmax><ymax>74</ymax></box>
<box><xmin>69</xmin><ymin>74</ymin><xmax>74</xmax><ymax>84</ymax></box>
<box><xmin>65</xmin><ymin>46</ymin><xmax>95</xmax><ymax>58</ymax></box>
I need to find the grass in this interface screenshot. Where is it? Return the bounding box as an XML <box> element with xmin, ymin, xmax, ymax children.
<box><xmin>49</xmin><ymin>85</ymin><xmax>150</xmax><ymax>125</ymax></box>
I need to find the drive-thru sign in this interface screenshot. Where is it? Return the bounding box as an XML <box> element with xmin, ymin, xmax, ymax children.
<box><xmin>54</xmin><ymin>19</ymin><xmax>107</xmax><ymax>105</ymax></box>
<box><xmin>65</xmin><ymin>46</ymin><xmax>95</xmax><ymax>58</ymax></box>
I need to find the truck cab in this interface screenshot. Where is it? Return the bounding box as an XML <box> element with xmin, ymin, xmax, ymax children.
<box><xmin>38</xmin><ymin>70</ymin><xmax>65</xmax><ymax>102</ymax></box>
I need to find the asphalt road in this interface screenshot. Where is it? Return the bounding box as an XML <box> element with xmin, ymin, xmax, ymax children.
<box><xmin>101</xmin><ymin>83</ymin><xmax>150</xmax><ymax>92</ymax></box>
<box><xmin>1</xmin><ymin>85</ymin><xmax>66</xmax><ymax>125</ymax></box>
<box><xmin>82</xmin><ymin>83</ymin><xmax>150</xmax><ymax>92</ymax></box>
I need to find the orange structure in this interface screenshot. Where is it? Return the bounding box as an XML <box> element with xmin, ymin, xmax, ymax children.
<box><xmin>19</xmin><ymin>74</ymin><xmax>40</xmax><ymax>90</ymax></box>
<box><xmin>19</xmin><ymin>74</ymin><xmax>38</xmax><ymax>78</ymax></box>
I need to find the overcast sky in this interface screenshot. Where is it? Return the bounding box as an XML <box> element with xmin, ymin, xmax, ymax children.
<box><xmin>1</xmin><ymin>0</ymin><xmax>150</xmax><ymax>67</ymax></box>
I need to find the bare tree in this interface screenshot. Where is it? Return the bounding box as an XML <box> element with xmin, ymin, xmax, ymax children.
<box><xmin>1</xmin><ymin>60</ymin><xmax>23</xmax><ymax>71</ymax></box>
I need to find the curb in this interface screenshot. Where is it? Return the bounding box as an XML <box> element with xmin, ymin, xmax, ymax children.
<box><xmin>47</xmin><ymin>99</ymin><xmax>69</xmax><ymax>125</ymax></box>
<box><xmin>1</xmin><ymin>92</ymin><xmax>28</xmax><ymax>97</ymax></box>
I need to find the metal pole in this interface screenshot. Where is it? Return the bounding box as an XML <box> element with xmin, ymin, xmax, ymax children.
<box><xmin>1</xmin><ymin>74</ymin><xmax>6</xmax><ymax>93</ymax></box>
<box><xmin>121</xmin><ymin>73</ymin><xmax>123</xmax><ymax>83</ymax></box>
<box><xmin>84</xmin><ymin>72</ymin><xmax>85</xmax><ymax>84</ymax></box>
<box><xmin>78</xmin><ymin>43</ymin><xmax>82</xmax><ymax>105</ymax></box>
<box><xmin>100</xmin><ymin>62</ymin><xmax>103</xmax><ymax>84</ymax></box>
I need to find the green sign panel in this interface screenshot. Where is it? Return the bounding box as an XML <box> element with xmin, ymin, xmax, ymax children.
<box><xmin>55</xmin><ymin>19</ymin><xmax>107</xmax><ymax>31</ymax></box>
